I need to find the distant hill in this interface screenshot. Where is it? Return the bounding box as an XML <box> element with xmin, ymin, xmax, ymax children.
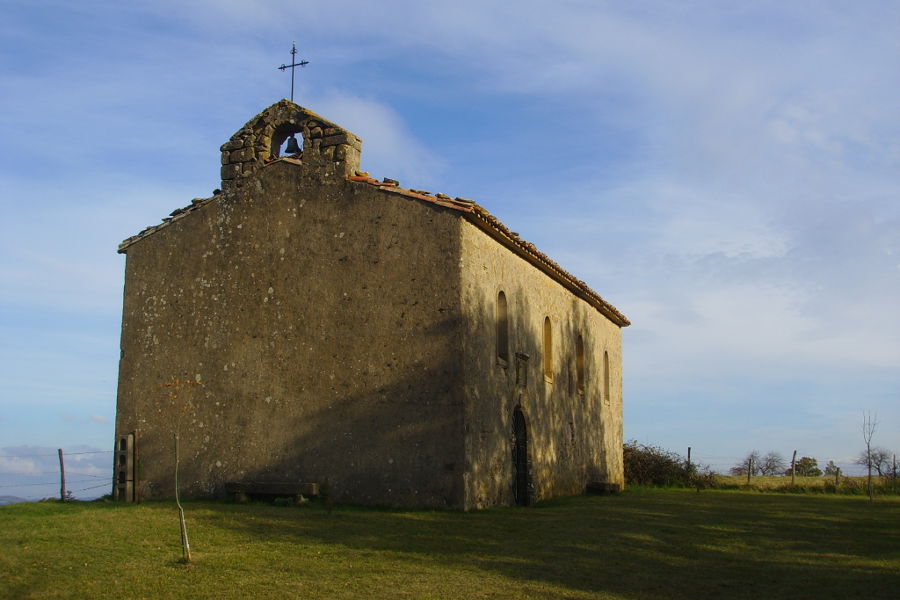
<box><xmin>0</xmin><ymin>495</ymin><xmax>30</xmax><ymax>506</ymax></box>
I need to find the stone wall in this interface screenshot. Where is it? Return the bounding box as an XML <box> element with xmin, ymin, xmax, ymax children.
<box><xmin>458</xmin><ymin>219</ymin><xmax>624</xmax><ymax>510</ymax></box>
<box><xmin>219</xmin><ymin>100</ymin><xmax>362</xmax><ymax>191</ymax></box>
<box><xmin>115</xmin><ymin>160</ymin><xmax>467</xmax><ymax>508</ymax></box>
<box><xmin>115</xmin><ymin>100</ymin><xmax>627</xmax><ymax>510</ymax></box>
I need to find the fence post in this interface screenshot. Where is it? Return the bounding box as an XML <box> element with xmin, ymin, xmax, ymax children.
<box><xmin>687</xmin><ymin>447</ymin><xmax>692</xmax><ymax>470</ymax></box>
<box><xmin>790</xmin><ymin>450</ymin><xmax>797</xmax><ymax>485</ymax></box>
<box><xmin>58</xmin><ymin>448</ymin><xmax>66</xmax><ymax>502</ymax></box>
<box><xmin>893</xmin><ymin>454</ymin><xmax>897</xmax><ymax>494</ymax></box>
<box><xmin>746</xmin><ymin>456</ymin><xmax>752</xmax><ymax>485</ymax></box>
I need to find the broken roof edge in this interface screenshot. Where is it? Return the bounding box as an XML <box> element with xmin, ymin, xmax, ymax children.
<box><xmin>347</xmin><ymin>174</ymin><xmax>631</xmax><ymax>327</ymax></box>
<box><xmin>118</xmin><ymin>195</ymin><xmax>216</xmax><ymax>254</ymax></box>
<box><xmin>116</xmin><ymin>164</ymin><xmax>630</xmax><ymax>328</ymax></box>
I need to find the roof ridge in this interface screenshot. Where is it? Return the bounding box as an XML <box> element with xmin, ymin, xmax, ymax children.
<box><xmin>346</xmin><ymin>175</ymin><xmax>630</xmax><ymax>327</ymax></box>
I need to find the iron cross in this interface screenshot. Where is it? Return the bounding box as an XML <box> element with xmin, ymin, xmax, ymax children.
<box><xmin>278</xmin><ymin>42</ymin><xmax>309</xmax><ymax>103</ymax></box>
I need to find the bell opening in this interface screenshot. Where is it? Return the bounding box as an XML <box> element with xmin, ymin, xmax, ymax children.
<box><xmin>281</xmin><ymin>134</ymin><xmax>303</xmax><ymax>156</ymax></box>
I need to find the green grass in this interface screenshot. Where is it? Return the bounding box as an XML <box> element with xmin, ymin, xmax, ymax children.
<box><xmin>713</xmin><ymin>474</ymin><xmax>898</xmax><ymax>495</ymax></box>
<box><xmin>1</xmin><ymin>489</ymin><xmax>898</xmax><ymax>599</ymax></box>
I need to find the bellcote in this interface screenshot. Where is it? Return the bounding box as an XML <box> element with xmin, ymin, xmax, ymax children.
<box><xmin>219</xmin><ymin>99</ymin><xmax>362</xmax><ymax>190</ymax></box>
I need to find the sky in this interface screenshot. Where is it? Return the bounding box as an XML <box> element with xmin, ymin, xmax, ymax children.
<box><xmin>1</xmin><ymin>0</ymin><xmax>898</xmax><ymax>499</ymax></box>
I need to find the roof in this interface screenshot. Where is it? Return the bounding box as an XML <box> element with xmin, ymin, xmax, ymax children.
<box><xmin>118</xmin><ymin>98</ymin><xmax>629</xmax><ymax>328</ymax></box>
<box><xmin>345</xmin><ymin>173</ymin><xmax>631</xmax><ymax>328</ymax></box>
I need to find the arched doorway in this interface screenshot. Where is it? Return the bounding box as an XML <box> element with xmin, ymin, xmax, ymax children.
<box><xmin>512</xmin><ymin>407</ymin><xmax>530</xmax><ymax>506</ymax></box>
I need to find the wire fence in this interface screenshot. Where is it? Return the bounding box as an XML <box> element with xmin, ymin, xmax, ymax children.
<box><xmin>0</xmin><ymin>445</ymin><xmax>887</xmax><ymax>502</ymax></box>
<box><xmin>0</xmin><ymin>450</ymin><xmax>113</xmax><ymax>458</ymax></box>
<box><xmin>0</xmin><ymin>449</ymin><xmax>114</xmax><ymax>501</ymax></box>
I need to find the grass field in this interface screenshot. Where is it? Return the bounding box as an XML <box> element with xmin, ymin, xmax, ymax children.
<box><xmin>713</xmin><ymin>474</ymin><xmax>898</xmax><ymax>494</ymax></box>
<box><xmin>1</xmin><ymin>489</ymin><xmax>898</xmax><ymax>599</ymax></box>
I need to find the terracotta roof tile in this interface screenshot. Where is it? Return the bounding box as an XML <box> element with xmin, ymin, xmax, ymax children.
<box><xmin>347</xmin><ymin>174</ymin><xmax>630</xmax><ymax>327</ymax></box>
<box><xmin>118</xmin><ymin>158</ymin><xmax>629</xmax><ymax>327</ymax></box>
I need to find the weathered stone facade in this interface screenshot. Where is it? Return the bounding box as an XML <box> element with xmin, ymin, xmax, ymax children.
<box><xmin>114</xmin><ymin>100</ymin><xmax>628</xmax><ymax>509</ymax></box>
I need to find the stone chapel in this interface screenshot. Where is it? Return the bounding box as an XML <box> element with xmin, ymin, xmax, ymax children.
<box><xmin>113</xmin><ymin>100</ymin><xmax>629</xmax><ymax>509</ymax></box>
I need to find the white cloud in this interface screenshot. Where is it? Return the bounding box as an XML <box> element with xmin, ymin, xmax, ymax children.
<box><xmin>308</xmin><ymin>91</ymin><xmax>444</xmax><ymax>185</ymax></box>
<box><xmin>90</xmin><ymin>415</ymin><xmax>109</xmax><ymax>425</ymax></box>
<box><xmin>0</xmin><ymin>446</ymin><xmax>112</xmax><ymax>499</ymax></box>
<box><xmin>647</xmin><ymin>188</ymin><xmax>790</xmax><ymax>260</ymax></box>
<box><xmin>0</xmin><ymin>456</ymin><xmax>40</xmax><ymax>476</ymax></box>
<box><xmin>2</xmin><ymin>0</ymin><xmax>898</xmax><ymax>468</ymax></box>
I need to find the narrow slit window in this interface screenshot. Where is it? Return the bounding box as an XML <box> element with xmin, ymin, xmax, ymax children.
<box><xmin>497</xmin><ymin>291</ymin><xmax>509</xmax><ymax>364</ymax></box>
<box><xmin>576</xmin><ymin>334</ymin><xmax>585</xmax><ymax>395</ymax></box>
<box><xmin>543</xmin><ymin>317</ymin><xmax>553</xmax><ymax>382</ymax></box>
<box><xmin>603</xmin><ymin>350</ymin><xmax>610</xmax><ymax>406</ymax></box>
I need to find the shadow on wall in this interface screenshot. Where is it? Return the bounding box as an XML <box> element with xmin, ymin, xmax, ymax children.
<box><xmin>163</xmin><ymin>314</ymin><xmax>465</xmax><ymax>509</ymax></box>
<box><xmin>462</xmin><ymin>278</ymin><xmax>616</xmax><ymax>507</ymax></box>
<box><xmin>139</xmin><ymin>241</ymin><xmax>619</xmax><ymax>509</ymax></box>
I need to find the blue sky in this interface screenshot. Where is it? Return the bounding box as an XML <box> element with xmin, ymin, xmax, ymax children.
<box><xmin>1</xmin><ymin>1</ymin><xmax>898</xmax><ymax>497</ymax></box>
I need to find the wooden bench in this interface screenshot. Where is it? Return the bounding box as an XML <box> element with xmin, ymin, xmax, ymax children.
<box><xmin>586</xmin><ymin>482</ymin><xmax>621</xmax><ymax>495</ymax></box>
<box><xmin>225</xmin><ymin>481</ymin><xmax>319</xmax><ymax>503</ymax></box>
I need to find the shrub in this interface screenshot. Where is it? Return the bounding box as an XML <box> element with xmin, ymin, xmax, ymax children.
<box><xmin>623</xmin><ymin>441</ymin><xmax>696</xmax><ymax>487</ymax></box>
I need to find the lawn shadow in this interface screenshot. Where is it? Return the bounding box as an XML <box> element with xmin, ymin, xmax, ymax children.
<box><xmin>198</xmin><ymin>490</ymin><xmax>900</xmax><ymax>599</ymax></box>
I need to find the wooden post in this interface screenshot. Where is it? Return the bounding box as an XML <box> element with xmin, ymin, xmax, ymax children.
<box><xmin>134</xmin><ymin>430</ymin><xmax>140</xmax><ymax>504</ymax></box>
<box><xmin>867</xmin><ymin>456</ymin><xmax>873</xmax><ymax>501</ymax></box>
<box><xmin>174</xmin><ymin>433</ymin><xmax>191</xmax><ymax>562</ymax></box>
<box><xmin>58</xmin><ymin>449</ymin><xmax>66</xmax><ymax>501</ymax></box>
<box><xmin>891</xmin><ymin>454</ymin><xmax>897</xmax><ymax>493</ymax></box>
<box><xmin>835</xmin><ymin>466</ymin><xmax>840</xmax><ymax>490</ymax></box>
<box><xmin>687</xmin><ymin>447</ymin><xmax>692</xmax><ymax>469</ymax></box>
<box><xmin>746</xmin><ymin>456</ymin><xmax>752</xmax><ymax>485</ymax></box>
<box><xmin>790</xmin><ymin>450</ymin><xmax>797</xmax><ymax>485</ymax></box>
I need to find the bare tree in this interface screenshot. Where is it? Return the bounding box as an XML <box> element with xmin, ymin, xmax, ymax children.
<box><xmin>758</xmin><ymin>452</ymin><xmax>786</xmax><ymax>476</ymax></box>
<box><xmin>855</xmin><ymin>447</ymin><xmax>893</xmax><ymax>477</ymax></box>
<box><xmin>861</xmin><ymin>411</ymin><xmax>878</xmax><ymax>501</ymax></box>
<box><xmin>730</xmin><ymin>451</ymin><xmax>761</xmax><ymax>481</ymax></box>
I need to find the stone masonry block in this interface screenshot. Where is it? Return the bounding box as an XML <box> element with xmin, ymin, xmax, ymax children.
<box><xmin>321</xmin><ymin>133</ymin><xmax>360</xmax><ymax>149</ymax></box>
<box><xmin>221</xmin><ymin>163</ymin><xmax>242</xmax><ymax>180</ymax></box>
<box><xmin>221</xmin><ymin>139</ymin><xmax>244</xmax><ymax>151</ymax></box>
<box><xmin>231</xmin><ymin>147</ymin><xmax>255</xmax><ymax>163</ymax></box>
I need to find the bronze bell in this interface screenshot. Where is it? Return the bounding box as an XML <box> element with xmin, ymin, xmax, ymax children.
<box><xmin>284</xmin><ymin>135</ymin><xmax>301</xmax><ymax>155</ymax></box>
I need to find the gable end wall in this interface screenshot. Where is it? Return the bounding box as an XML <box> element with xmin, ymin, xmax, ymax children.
<box><xmin>115</xmin><ymin>162</ymin><xmax>467</xmax><ymax>508</ymax></box>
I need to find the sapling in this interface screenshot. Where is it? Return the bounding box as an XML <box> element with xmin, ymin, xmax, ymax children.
<box><xmin>162</xmin><ymin>377</ymin><xmax>203</xmax><ymax>562</ymax></box>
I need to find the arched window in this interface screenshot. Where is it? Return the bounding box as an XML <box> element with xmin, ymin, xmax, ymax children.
<box><xmin>576</xmin><ymin>334</ymin><xmax>585</xmax><ymax>395</ymax></box>
<box><xmin>496</xmin><ymin>291</ymin><xmax>509</xmax><ymax>365</ymax></box>
<box><xmin>603</xmin><ymin>350</ymin><xmax>610</xmax><ymax>406</ymax></box>
<box><xmin>543</xmin><ymin>317</ymin><xmax>553</xmax><ymax>382</ymax></box>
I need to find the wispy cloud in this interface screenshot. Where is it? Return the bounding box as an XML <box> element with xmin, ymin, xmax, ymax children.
<box><xmin>0</xmin><ymin>455</ymin><xmax>40</xmax><ymax>476</ymax></box>
<box><xmin>306</xmin><ymin>90</ymin><xmax>445</xmax><ymax>185</ymax></box>
<box><xmin>0</xmin><ymin>0</ymin><xmax>897</xmax><ymax>465</ymax></box>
